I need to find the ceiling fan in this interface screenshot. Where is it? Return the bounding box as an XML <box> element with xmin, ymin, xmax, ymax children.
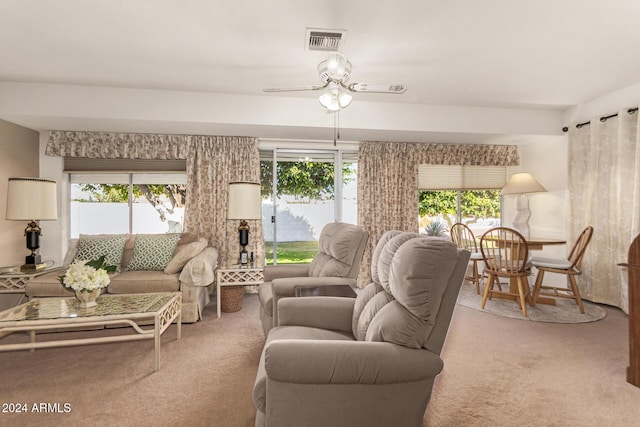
<box><xmin>263</xmin><ymin>52</ymin><xmax>407</xmax><ymax>111</ymax></box>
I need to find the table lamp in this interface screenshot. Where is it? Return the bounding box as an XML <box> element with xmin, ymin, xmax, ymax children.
<box><xmin>500</xmin><ymin>173</ymin><xmax>546</xmax><ymax>239</ymax></box>
<box><xmin>227</xmin><ymin>182</ymin><xmax>261</xmax><ymax>266</ymax></box>
<box><xmin>5</xmin><ymin>177</ymin><xmax>58</xmax><ymax>271</ymax></box>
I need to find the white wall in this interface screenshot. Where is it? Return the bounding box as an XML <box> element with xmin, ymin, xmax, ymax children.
<box><xmin>504</xmin><ymin>135</ymin><xmax>568</xmax><ymax>260</ymax></box>
<box><xmin>0</xmin><ymin>119</ymin><xmax>39</xmax><ymax>309</ymax></box>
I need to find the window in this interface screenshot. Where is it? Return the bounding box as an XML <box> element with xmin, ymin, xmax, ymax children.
<box><xmin>418</xmin><ymin>165</ymin><xmax>506</xmax><ymax>238</ymax></box>
<box><xmin>260</xmin><ymin>149</ymin><xmax>358</xmax><ymax>264</ymax></box>
<box><xmin>69</xmin><ymin>173</ymin><xmax>187</xmax><ymax>237</ymax></box>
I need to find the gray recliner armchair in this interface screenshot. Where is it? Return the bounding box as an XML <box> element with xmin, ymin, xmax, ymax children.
<box><xmin>252</xmin><ymin>231</ymin><xmax>471</xmax><ymax>427</ymax></box>
<box><xmin>257</xmin><ymin>222</ymin><xmax>368</xmax><ymax>336</ymax></box>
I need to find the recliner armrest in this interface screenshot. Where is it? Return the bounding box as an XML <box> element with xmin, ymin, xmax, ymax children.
<box><xmin>264</xmin><ymin>339</ymin><xmax>443</xmax><ymax>384</ymax></box>
<box><xmin>272</xmin><ymin>276</ymin><xmax>357</xmax><ymax>298</ymax></box>
<box><xmin>178</xmin><ymin>247</ymin><xmax>218</xmax><ymax>287</ymax></box>
<box><xmin>271</xmin><ymin>277</ymin><xmax>357</xmax><ymax>327</ymax></box>
<box><xmin>277</xmin><ymin>297</ymin><xmax>355</xmax><ymax>333</ymax></box>
<box><xmin>264</xmin><ymin>264</ymin><xmax>309</xmax><ymax>282</ymax></box>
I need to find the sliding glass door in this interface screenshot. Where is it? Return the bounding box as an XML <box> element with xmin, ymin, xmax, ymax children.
<box><xmin>260</xmin><ymin>149</ymin><xmax>357</xmax><ymax>265</ymax></box>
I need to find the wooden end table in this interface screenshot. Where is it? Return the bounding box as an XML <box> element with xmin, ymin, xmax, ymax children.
<box><xmin>216</xmin><ymin>266</ymin><xmax>264</xmax><ymax>318</ymax></box>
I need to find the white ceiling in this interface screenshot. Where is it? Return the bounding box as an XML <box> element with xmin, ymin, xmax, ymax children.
<box><xmin>1</xmin><ymin>0</ymin><xmax>640</xmax><ymax>143</ymax></box>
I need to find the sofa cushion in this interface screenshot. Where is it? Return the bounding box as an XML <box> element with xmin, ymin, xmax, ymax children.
<box><xmin>74</xmin><ymin>234</ymin><xmax>128</xmax><ymax>270</ymax></box>
<box><xmin>126</xmin><ymin>233</ymin><xmax>180</xmax><ymax>271</ymax></box>
<box><xmin>26</xmin><ymin>270</ymin><xmax>111</xmax><ymax>297</ymax></box>
<box><xmin>164</xmin><ymin>237</ymin><xmax>208</xmax><ymax>274</ymax></box>
<box><xmin>107</xmin><ymin>270</ymin><xmax>180</xmax><ymax>293</ymax></box>
<box><xmin>63</xmin><ymin>239</ymin><xmax>79</xmax><ymax>268</ymax></box>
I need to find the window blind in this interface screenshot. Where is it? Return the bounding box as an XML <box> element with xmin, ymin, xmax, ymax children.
<box><xmin>418</xmin><ymin>165</ymin><xmax>507</xmax><ymax>190</ymax></box>
<box><xmin>64</xmin><ymin>158</ymin><xmax>186</xmax><ymax>172</ymax></box>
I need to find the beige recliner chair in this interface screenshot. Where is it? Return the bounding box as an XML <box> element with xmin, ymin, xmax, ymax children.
<box><xmin>252</xmin><ymin>231</ymin><xmax>470</xmax><ymax>427</ymax></box>
<box><xmin>257</xmin><ymin>222</ymin><xmax>368</xmax><ymax>336</ymax></box>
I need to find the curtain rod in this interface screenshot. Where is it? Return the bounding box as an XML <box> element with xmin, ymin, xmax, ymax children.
<box><xmin>562</xmin><ymin>107</ymin><xmax>639</xmax><ymax>132</ymax></box>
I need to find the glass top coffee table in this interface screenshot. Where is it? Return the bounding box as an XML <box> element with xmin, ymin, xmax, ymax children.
<box><xmin>0</xmin><ymin>292</ymin><xmax>181</xmax><ymax>372</ymax></box>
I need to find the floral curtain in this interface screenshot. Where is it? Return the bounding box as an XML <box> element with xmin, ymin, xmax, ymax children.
<box><xmin>183</xmin><ymin>136</ymin><xmax>263</xmax><ymax>267</ymax></box>
<box><xmin>568</xmin><ymin>109</ymin><xmax>640</xmax><ymax>313</ymax></box>
<box><xmin>357</xmin><ymin>141</ymin><xmax>518</xmax><ymax>286</ymax></box>
<box><xmin>46</xmin><ymin>131</ymin><xmax>264</xmax><ymax>268</ymax></box>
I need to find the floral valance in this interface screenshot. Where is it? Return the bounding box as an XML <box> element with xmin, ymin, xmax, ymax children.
<box><xmin>46</xmin><ymin>131</ymin><xmax>190</xmax><ymax>159</ymax></box>
<box><xmin>362</xmin><ymin>141</ymin><xmax>519</xmax><ymax>166</ymax></box>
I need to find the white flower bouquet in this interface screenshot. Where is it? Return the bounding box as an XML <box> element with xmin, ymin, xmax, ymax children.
<box><xmin>59</xmin><ymin>256</ymin><xmax>116</xmax><ymax>293</ymax></box>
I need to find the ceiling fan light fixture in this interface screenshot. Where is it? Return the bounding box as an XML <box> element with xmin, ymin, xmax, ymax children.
<box><xmin>319</xmin><ymin>83</ymin><xmax>352</xmax><ymax>111</ymax></box>
<box><xmin>319</xmin><ymin>92</ymin><xmax>340</xmax><ymax>111</ymax></box>
<box><xmin>338</xmin><ymin>90</ymin><xmax>352</xmax><ymax>108</ymax></box>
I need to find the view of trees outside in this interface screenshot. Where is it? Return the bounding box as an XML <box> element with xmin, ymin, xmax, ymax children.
<box><xmin>260</xmin><ymin>156</ymin><xmax>357</xmax><ymax>264</ymax></box>
<box><xmin>419</xmin><ymin>190</ymin><xmax>501</xmax><ymax>237</ymax></box>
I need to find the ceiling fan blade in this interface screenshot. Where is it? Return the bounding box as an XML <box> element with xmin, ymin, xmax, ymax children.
<box><xmin>263</xmin><ymin>84</ymin><xmax>327</xmax><ymax>93</ymax></box>
<box><xmin>348</xmin><ymin>82</ymin><xmax>407</xmax><ymax>94</ymax></box>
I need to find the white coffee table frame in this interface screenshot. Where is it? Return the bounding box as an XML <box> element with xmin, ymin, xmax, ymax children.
<box><xmin>0</xmin><ymin>292</ymin><xmax>181</xmax><ymax>372</ymax></box>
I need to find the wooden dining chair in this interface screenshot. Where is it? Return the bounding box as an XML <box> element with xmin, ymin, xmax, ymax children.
<box><xmin>479</xmin><ymin>227</ymin><xmax>531</xmax><ymax>317</ymax></box>
<box><xmin>450</xmin><ymin>222</ymin><xmax>484</xmax><ymax>294</ymax></box>
<box><xmin>530</xmin><ymin>226</ymin><xmax>594</xmax><ymax>313</ymax></box>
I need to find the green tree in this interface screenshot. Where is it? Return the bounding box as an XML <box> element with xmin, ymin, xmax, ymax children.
<box><xmin>419</xmin><ymin>191</ymin><xmax>458</xmax><ymax>217</ymax></box>
<box><xmin>261</xmin><ymin>161</ymin><xmax>355</xmax><ymax>200</ymax></box>
<box><xmin>419</xmin><ymin>190</ymin><xmax>501</xmax><ymax>221</ymax></box>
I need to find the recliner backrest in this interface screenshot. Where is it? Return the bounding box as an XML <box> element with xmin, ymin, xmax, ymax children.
<box><xmin>352</xmin><ymin>231</ymin><xmax>469</xmax><ymax>354</ymax></box>
<box><xmin>308</xmin><ymin>222</ymin><xmax>368</xmax><ymax>279</ymax></box>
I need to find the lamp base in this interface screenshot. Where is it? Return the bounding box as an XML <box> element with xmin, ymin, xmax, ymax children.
<box><xmin>21</xmin><ymin>262</ymin><xmax>46</xmax><ymax>272</ymax></box>
<box><xmin>25</xmin><ymin>254</ymin><xmax>42</xmax><ymax>265</ymax></box>
<box><xmin>512</xmin><ymin>194</ymin><xmax>531</xmax><ymax>239</ymax></box>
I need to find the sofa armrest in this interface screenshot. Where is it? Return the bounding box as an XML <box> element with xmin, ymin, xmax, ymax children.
<box><xmin>277</xmin><ymin>297</ymin><xmax>355</xmax><ymax>333</ymax></box>
<box><xmin>265</xmin><ymin>339</ymin><xmax>443</xmax><ymax>384</ymax></box>
<box><xmin>179</xmin><ymin>247</ymin><xmax>218</xmax><ymax>287</ymax></box>
<box><xmin>264</xmin><ymin>264</ymin><xmax>309</xmax><ymax>282</ymax></box>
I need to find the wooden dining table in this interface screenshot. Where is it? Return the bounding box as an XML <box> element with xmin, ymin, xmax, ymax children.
<box><xmin>483</xmin><ymin>236</ymin><xmax>566</xmax><ymax>306</ymax></box>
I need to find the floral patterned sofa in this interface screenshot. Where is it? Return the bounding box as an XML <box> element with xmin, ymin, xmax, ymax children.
<box><xmin>25</xmin><ymin>233</ymin><xmax>217</xmax><ymax>323</ymax></box>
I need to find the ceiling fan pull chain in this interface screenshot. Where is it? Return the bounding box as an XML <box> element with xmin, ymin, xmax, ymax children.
<box><xmin>333</xmin><ymin>110</ymin><xmax>340</xmax><ymax>146</ymax></box>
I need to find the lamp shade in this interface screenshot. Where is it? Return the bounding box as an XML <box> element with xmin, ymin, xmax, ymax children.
<box><xmin>500</xmin><ymin>173</ymin><xmax>546</xmax><ymax>195</ymax></box>
<box><xmin>228</xmin><ymin>182</ymin><xmax>261</xmax><ymax>220</ymax></box>
<box><xmin>6</xmin><ymin>177</ymin><xmax>57</xmax><ymax>220</ymax></box>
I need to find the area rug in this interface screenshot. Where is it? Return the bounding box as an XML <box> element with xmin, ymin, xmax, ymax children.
<box><xmin>456</xmin><ymin>283</ymin><xmax>606</xmax><ymax>323</ymax></box>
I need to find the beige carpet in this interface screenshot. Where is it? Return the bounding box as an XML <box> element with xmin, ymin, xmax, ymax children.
<box><xmin>456</xmin><ymin>283</ymin><xmax>607</xmax><ymax>323</ymax></box>
<box><xmin>2</xmin><ymin>293</ymin><xmax>640</xmax><ymax>427</ymax></box>
<box><xmin>425</xmin><ymin>303</ymin><xmax>640</xmax><ymax>426</ymax></box>
<box><xmin>0</xmin><ymin>295</ymin><xmax>265</xmax><ymax>427</ymax></box>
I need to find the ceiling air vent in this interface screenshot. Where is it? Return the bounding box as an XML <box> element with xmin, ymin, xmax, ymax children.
<box><xmin>305</xmin><ymin>28</ymin><xmax>347</xmax><ymax>51</ymax></box>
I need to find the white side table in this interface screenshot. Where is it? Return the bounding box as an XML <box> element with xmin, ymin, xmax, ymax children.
<box><xmin>0</xmin><ymin>266</ymin><xmax>62</xmax><ymax>305</ymax></box>
<box><xmin>216</xmin><ymin>266</ymin><xmax>264</xmax><ymax>318</ymax></box>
